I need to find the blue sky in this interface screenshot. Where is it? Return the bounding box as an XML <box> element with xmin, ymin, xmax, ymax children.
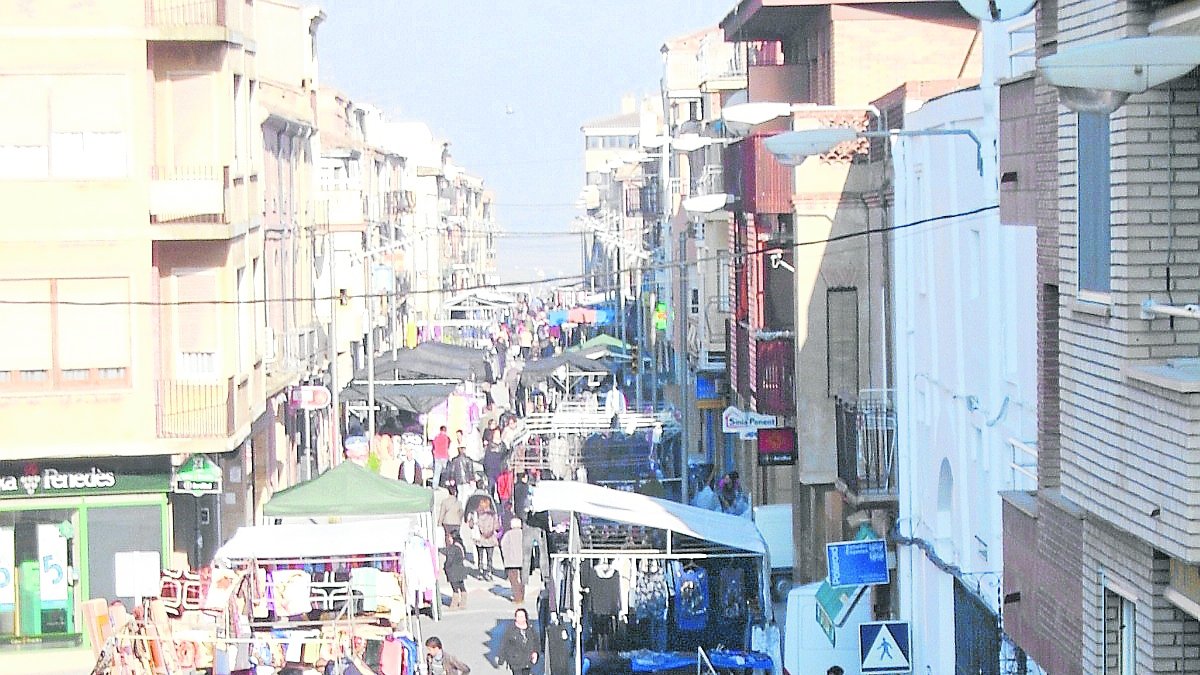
<box><xmin>317</xmin><ymin>1</ymin><xmax>735</xmax><ymax>285</ymax></box>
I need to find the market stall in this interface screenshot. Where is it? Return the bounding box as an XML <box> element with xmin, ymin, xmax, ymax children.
<box><xmin>529</xmin><ymin>481</ymin><xmax>778</xmax><ymax>675</ymax></box>
<box><xmin>210</xmin><ymin>518</ymin><xmax>426</xmax><ymax>674</ymax></box>
<box><xmin>262</xmin><ymin>461</ymin><xmax>441</xmax><ymax>622</ymax></box>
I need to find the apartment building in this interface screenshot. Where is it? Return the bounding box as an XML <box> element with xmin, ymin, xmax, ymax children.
<box><xmin>718</xmin><ymin>0</ymin><xmax>983</xmax><ymax>586</ymax></box>
<box><xmin>658</xmin><ymin>27</ymin><xmax>743</xmax><ymax>480</ymax></box>
<box><xmin>1001</xmin><ymin>0</ymin><xmax>1200</xmax><ymax>672</ymax></box>
<box><xmin>887</xmin><ymin>17</ymin><xmax>1039</xmax><ymax>670</ymax></box>
<box><xmin>316</xmin><ymin>89</ymin><xmax>410</xmax><ymax>447</ymax></box>
<box><xmin>579</xmin><ymin>96</ymin><xmax>664</xmax><ymax>390</ymax></box>
<box><xmin>0</xmin><ymin>0</ymin><xmax>271</xmax><ymax>640</ymax></box>
<box><xmin>0</xmin><ymin>0</ymin><xmax>341</xmax><ymax>641</ymax></box>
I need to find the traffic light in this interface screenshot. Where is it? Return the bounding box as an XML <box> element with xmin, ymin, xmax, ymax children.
<box><xmin>630</xmin><ymin>345</ymin><xmax>640</xmax><ymax>374</ymax></box>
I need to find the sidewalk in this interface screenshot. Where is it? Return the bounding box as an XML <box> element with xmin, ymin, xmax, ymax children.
<box><xmin>0</xmin><ymin>644</ymin><xmax>95</xmax><ymax>675</ymax></box>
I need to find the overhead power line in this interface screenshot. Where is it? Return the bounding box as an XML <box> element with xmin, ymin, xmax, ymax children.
<box><xmin>0</xmin><ymin>204</ymin><xmax>997</xmax><ymax>307</ymax></box>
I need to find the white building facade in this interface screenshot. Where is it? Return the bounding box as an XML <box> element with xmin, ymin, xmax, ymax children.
<box><xmin>890</xmin><ymin>17</ymin><xmax>1039</xmax><ymax>675</ymax></box>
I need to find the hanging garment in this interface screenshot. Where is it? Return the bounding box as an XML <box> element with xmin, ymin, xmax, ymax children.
<box><xmin>583</xmin><ymin>562</ymin><xmax>622</xmax><ymax>617</ymax></box>
<box><xmin>350</xmin><ymin>566</ymin><xmax>382</xmax><ymax>612</ymax></box>
<box><xmin>717</xmin><ymin>567</ymin><xmax>747</xmax><ymax>622</ymax></box>
<box><xmin>274</xmin><ymin>570</ymin><xmax>313</xmax><ymax>617</ymax></box>
<box><xmin>630</xmin><ymin>565</ymin><xmax>669</xmax><ymax>621</ymax></box>
<box><xmin>673</xmin><ymin>566</ymin><xmax>709</xmax><ymax>632</ymax></box>
<box><xmin>546</xmin><ymin>618</ymin><xmax>575</xmax><ymax>675</ymax></box>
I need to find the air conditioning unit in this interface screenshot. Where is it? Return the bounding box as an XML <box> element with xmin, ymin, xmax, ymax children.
<box><xmin>261</xmin><ymin>327</ymin><xmax>277</xmax><ymax>363</ymax></box>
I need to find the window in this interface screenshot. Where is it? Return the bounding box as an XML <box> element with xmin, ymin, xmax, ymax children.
<box><xmin>691</xmin><ymin>288</ymin><xmax>700</xmax><ymax>315</ymax></box>
<box><xmin>174</xmin><ymin>269</ymin><xmax>221</xmax><ymax>381</ymax></box>
<box><xmin>1103</xmin><ymin>588</ymin><xmax>1135</xmax><ymax>675</ymax></box>
<box><xmin>1078</xmin><ymin>112</ymin><xmax>1111</xmax><ymax>295</ymax></box>
<box><xmin>236</xmin><ymin>267</ymin><xmax>251</xmax><ymax>372</ymax></box>
<box><xmin>233</xmin><ymin>74</ymin><xmax>246</xmax><ymax>167</ymax></box>
<box><xmin>826</xmin><ymin>287</ymin><xmax>859</xmax><ymax>397</ymax></box>
<box><xmin>0</xmin><ymin>74</ymin><xmax>131</xmax><ymax>179</ymax></box>
<box><xmin>0</xmin><ymin>277</ymin><xmax>131</xmax><ymax>389</ymax></box>
<box><xmin>717</xmin><ymin>253</ymin><xmax>732</xmax><ymax>312</ymax></box>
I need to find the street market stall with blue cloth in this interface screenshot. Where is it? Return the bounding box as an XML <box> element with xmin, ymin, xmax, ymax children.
<box><xmin>530</xmin><ymin>480</ymin><xmax>778</xmax><ymax>675</ymax></box>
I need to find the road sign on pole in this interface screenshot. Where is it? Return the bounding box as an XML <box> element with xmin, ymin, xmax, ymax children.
<box><xmin>826</xmin><ymin>538</ymin><xmax>889</xmax><ymax>587</ymax></box>
<box><xmin>290</xmin><ymin>385</ymin><xmax>332</xmax><ymax>410</ymax></box>
<box><xmin>859</xmin><ymin>621</ymin><xmax>911</xmax><ymax>674</ymax></box>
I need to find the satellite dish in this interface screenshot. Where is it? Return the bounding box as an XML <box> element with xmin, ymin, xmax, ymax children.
<box><xmin>956</xmin><ymin>0</ymin><xmax>1035</xmax><ymax>21</ymax></box>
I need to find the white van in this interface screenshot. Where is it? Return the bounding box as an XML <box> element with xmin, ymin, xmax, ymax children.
<box><xmin>753</xmin><ymin>504</ymin><xmax>794</xmax><ymax>601</ymax></box>
<box><xmin>783</xmin><ymin>582</ymin><xmax>871</xmax><ymax>675</ymax></box>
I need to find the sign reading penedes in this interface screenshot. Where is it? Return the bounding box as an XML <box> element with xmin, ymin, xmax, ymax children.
<box><xmin>0</xmin><ymin>467</ymin><xmax>116</xmax><ymax>496</ymax></box>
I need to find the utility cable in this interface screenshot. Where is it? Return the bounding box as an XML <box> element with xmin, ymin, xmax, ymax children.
<box><xmin>0</xmin><ymin>204</ymin><xmax>997</xmax><ymax>307</ymax></box>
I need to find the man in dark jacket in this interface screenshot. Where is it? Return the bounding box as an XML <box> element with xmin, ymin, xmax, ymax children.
<box><xmin>499</xmin><ymin>608</ymin><xmax>540</xmax><ymax>675</ymax></box>
<box><xmin>446</xmin><ymin>446</ymin><xmax>475</xmax><ymax>493</ymax></box>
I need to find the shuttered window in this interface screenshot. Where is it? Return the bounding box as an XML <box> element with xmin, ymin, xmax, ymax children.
<box><xmin>0</xmin><ymin>278</ymin><xmax>131</xmax><ymax>389</ymax></box>
<box><xmin>1077</xmin><ymin>112</ymin><xmax>1111</xmax><ymax>295</ymax></box>
<box><xmin>827</xmin><ymin>286</ymin><xmax>859</xmax><ymax>398</ymax></box>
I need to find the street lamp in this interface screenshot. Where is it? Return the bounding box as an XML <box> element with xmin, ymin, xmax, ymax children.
<box><xmin>1037</xmin><ymin>36</ymin><xmax>1200</xmax><ymax>114</ymax></box>
<box><xmin>764</xmin><ymin>127</ymin><xmax>986</xmax><ymax>175</ymax></box>
<box><xmin>721</xmin><ymin>102</ymin><xmax>883</xmax><ymax>137</ymax></box>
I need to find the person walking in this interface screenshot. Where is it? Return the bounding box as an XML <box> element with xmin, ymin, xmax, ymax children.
<box><xmin>437</xmin><ymin>483</ymin><xmax>465</xmax><ymax>539</ymax></box>
<box><xmin>397</xmin><ymin>444</ymin><xmax>423</xmax><ymax>485</ymax></box>
<box><xmin>468</xmin><ymin>498</ymin><xmax>500</xmax><ymax>579</ymax></box>
<box><xmin>446</xmin><ymin>446</ymin><xmax>475</xmax><ymax>507</ymax></box>
<box><xmin>500</xmin><ymin>518</ymin><xmax>526</xmax><ymax>603</ymax></box>
<box><xmin>430</xmin><ymin>425</ymin><xmax>451</xmax><ymax>487</ymax></box>
<box><xmin>424</xmin><ymin>637</ymin><xmax>471</xmax><ymax>675</ymax></box>
<box><xmin>498</xmin><ymin>608</ymin><xmax>540</xmax><ymax>675</ymax></box>
<box><xmin>440</xmin><ymin>532</ymin><xmax>468</xmax><ymax>610</ymax></box>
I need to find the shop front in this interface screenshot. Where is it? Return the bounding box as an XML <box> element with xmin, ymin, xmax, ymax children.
<box><xmin>0</xmin><ymin>457</ymin><xmax>171</xmax><ymax>645</ymax></box>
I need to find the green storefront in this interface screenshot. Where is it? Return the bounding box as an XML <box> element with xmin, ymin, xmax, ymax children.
<box><xmin>0</xmin><ymin>457</ymin><xmax>171</xmax><ymax>645</ymax></box>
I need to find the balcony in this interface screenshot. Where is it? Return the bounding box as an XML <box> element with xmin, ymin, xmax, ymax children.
<box><xmin>691</xmin><ymin>163</ymin><xmax>724</xmax><ymax>198</ymax></box>
<box><xmin>150</xmin><ymin>165</ymin><xmax>254</xmax><ymax>240</ymax></box>
<box><xmin>156</xmin><ymin>376</ymin><xmax>237</xmax><ymax>439</ymax></box>
<box><xmin>723</xmin><ymin>134</ymin><xmax>794</xmax><ymax>215</ymax></box>
<box><xmin>835</xmin><ymin>390</ymin><xmax>898</xmax><ymax>503</ymax></box>
<box><xmin>697</xmin><ymin>36</ymin><xmax>747</xmax><ymax>93</ymax></box>
<box><xmin>145</xmin><ymin>0</ymin><xmax>232</xmax><ymax>41</ymax></box>
<box><xmin>756</xmin><ymin>338</ymin><xmax>794</xmax><ymax>416</ymax></box>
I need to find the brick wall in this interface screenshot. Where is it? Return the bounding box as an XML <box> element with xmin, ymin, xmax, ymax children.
<box><xmin>1055</xmin><ymin>36</ymin><xmax>1200</xmax><ymax>562</ymax></box>
<box><xmin>1081</xmin><ymin>514</ymin><xmax>1200</xmax><ymax>673</ymax></box>
<box><xmin>1002</xmin><ymin>492</ymin><xmax>1085</xmax><ymax>675</ymax></box>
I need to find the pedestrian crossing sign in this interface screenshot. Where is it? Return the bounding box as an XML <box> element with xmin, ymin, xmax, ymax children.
<box><xmin>858</xmin><ymin>621</ymin><xmax>911</xmax><ymax>674</ymax></box>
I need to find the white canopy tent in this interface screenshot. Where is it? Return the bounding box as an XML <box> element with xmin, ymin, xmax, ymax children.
<box><xmin>530</xmin><ymin>480</ymin><xmax>766</xmax><ymax>554</ymax></box>
<box><xmin>215</xmin><ymin>518</ymin><xmax>412</xmax><ymax>561</ymax></box>
<box><xmin>530</xmin><ymin>480</ymin><xmax>777</xmax><ymax>675</ymax></box>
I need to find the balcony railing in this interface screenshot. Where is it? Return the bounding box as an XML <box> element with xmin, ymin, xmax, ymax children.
<box><xmin>156</xmin><ymin>376</ymin><xmax>235</xmax><ymax>438</ymax></box>
<box><xmin>146</xmin><ymin>0</ymin><xmax>227</xmax><ymax>26</ymax></box>
<box><xmin>149</xmin><ymin>165</ymin><xmax>251</xmax><ymax>228</ymax></box>
<box><xmin>835</xmin><ymin>390</ymin><xmax>898</xmax><ymax>499</ymax></box>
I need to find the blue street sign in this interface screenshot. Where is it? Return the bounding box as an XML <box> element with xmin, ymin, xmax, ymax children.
<box><xmin>859</xmin><ymin>621</ymin><xmax>911</xmax><ymax>674</ymax></box>
<box><xmin>826</xmin><ymin>538</ymin><xmax>889</xmax><ymax>587</ymax></box>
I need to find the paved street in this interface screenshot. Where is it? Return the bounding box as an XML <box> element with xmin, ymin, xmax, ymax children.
<box><xmin>422</xmin><ymin>566</ymin><xmax>547</xmax><ymax>675</ymax></box>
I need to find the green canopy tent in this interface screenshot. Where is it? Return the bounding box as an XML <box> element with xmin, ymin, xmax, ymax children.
<box><xmin>569</xmin><ymin>334</ymin><xmax>631</xmax><ymax>354</ymax></box>
<box><xmin>263</xmin><ymin>461</ymin><xmax>433</xmax><ymax>517</ymax></box>
<box><xmin>261</xmin><ymin>461</ymin><xmax>442</xmax><ymax>619</ymax></box>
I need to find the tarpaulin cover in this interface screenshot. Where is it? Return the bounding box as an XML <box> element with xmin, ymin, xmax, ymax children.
<box><xmin>263</xmin><ymin>461</ymin><xmax>433</xmax><ymax>517</ymax></box>
<box><xmin>342</xmin><ymin>382</ymin><xmax>456</xmax><ymax>414</ymax></box>
<box><xmin>529</xmin><ymin>480</ymin><xmax>766</xmax><ymax>554</ymax></box>
<box><xmin>215</xmin><ymin>518</ymin><xmax>411</xmax><ymax>560</ymax></box>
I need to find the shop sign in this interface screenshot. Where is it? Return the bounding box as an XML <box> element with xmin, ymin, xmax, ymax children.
<box><xmin>290</xmin><ymin>385</ymin><xmax>332</xmax><ymax>410</ymax></box>
<box><xmin>721</xmin><ymin>406</ymin><xmax>778</xmax><ymax>434</ymax></box>
<box><xmin>827</xmin><ymin>538</ymin><xmax>889</xmax><ymax>587</ymax></box>
<box><xmin>695</xmin><ymin>374</ymin><xmax>721</xmax><ymax>401</ymax></box>
<box><xmin>172</xmin><ymin>455</ymin><xmax>223</xmax><ymax>496</ymax></box>
<box><xmin>756</xmin><ymin>427</ymin><xmax>797</xmax><ymax>466</ymax></box>
<box><xmin>0</xmin><ymin>460</ymin><xmax>171</xmax><ymax>499</ymax></box>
